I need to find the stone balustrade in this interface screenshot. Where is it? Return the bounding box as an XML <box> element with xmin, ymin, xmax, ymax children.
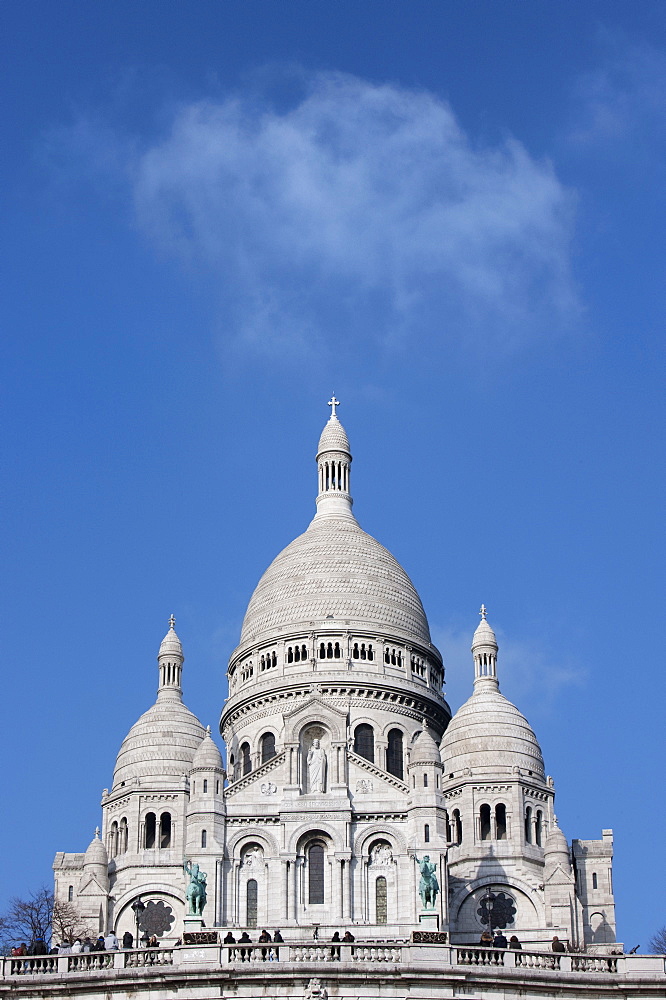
<box><xmin>1</xmin><ymin>942</ymin><xmax>663</xmax><ymax>983</ymax></box>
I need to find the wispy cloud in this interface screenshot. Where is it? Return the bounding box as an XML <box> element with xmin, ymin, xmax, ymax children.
<box><xmin>129</xmin><ymin>72</ymin><xmax>579</xmax><ymax>358</ymax></box>
<box><xmin>566</xmin><ymin>41</ymin><xmax>666</xmax><ymax>161</ymax></box>
<box><xmin>433</xmin><ymin>621</ymin><xmax>585</xmax><ymax>722</ymax></box>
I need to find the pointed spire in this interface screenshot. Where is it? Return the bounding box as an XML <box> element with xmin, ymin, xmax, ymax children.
<box><xmin>313</xmin><ymin>398</ymin><xmax>354</xmax><ymax>521</ymax></box>
<box><xmin>157</xmin><ymin>615</ymin><xmax>184</xmax><ymax>701</ymax></box>
<box><xmin>472</xmin><ymin>605</ymin><xmax>499</xmax><ymax>688</ymax></box>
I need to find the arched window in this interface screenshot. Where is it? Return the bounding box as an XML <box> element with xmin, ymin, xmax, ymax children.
<box><xmin>592</xmin><ymin>872</ymin><xmax>598</xmax><ymax>889</ymax></box>
<box><xmin>334</xmin><ymin>642</ymin><xmax>341</xmax><ymax>658</ymax></box>
<box><xmin>201</xmin><ymin>830</ymin><xmax>207</xmax><ymax>849</ymax></box>
<box><xmin>261</xmin><ymin>732</ymin><xmax>276</xmax><ymax>763</ymax></box>
<box><xmin>144</xmin><ymin>812</ymin><xmax>156</xmax><ymax>849</ymax></box>
<box><xmin>444</xmin><ymin>810</ymin><xmax>451</xmax><ymax>843</ymax></box>
<box><xmin>423</xmin><ymin>773</ymin><xmax>428</xmax><ymax>787</ymax></box>
<box><xmin>246</xmin><ymin>879</ymin><xmax>258</xmax><ymax>928</ymax></box>
<box><xmin>287</xmin><ymin>647</ymin><xmax>294</xmax><ymax>663</ymax></box>
<box><xmin>495</xmin><ymin>803</ymin><xmax>507</xmax><ymax>840</ymax></box>
<box><xmin>160</xmin><ymin>812</ymin><xmax>171</xmax><ymax>848</ymax></box>
<box><xmin>319</xmin><ymin>643</ymin><xmax>326</xmax><ymax>659</ymax></box>
<box><xmin>308</xmin><ymin>842</ymin><xmax>325</xmax><ymax>904</ymax></box>
<box><xmin>109</xmin><ymin>821</ymin><xmax>119</xmax><ymax>859</ymax></box>
<box><xmin>241</xmin><ymin>742</ymin><xmax>252</xmax><ymax>775</ymax></box>
<box><xmin>453</xmin><ymin>809</ymin><xmax>462</xmax><ymax>845</ymax></box>
<box><xmin>424</xmin><ymin>824</ymin><xmax>430</xmax><ymax>843</ymax></box>
<box><xmin>480</xmin><ymin>804</ymin><xmax>491</xmax><ymax>841</ymax></box>
<box><xmin>301</xmin><ymin>645</ymin><xmax>307</xmax><ymax>661</ymax></box>
<box><xmin>525</xmin><ymin>806</ymin><xmax>532</xmax><ymax>843</ymax></box>
<box><xmin>119</xmin><ymin>817</ymin><xmax>128</xmax><ymax>854</ymax></box>
<box><xmin>203</xmin><ymin>779</ymin><xmax>208</xmax><ymax>793</ymax></box>
<box><xmin>354</xmin><ymin>723</ymin><xmax>374</xmax><ymax>762</ymax></box>
<box><xmin>386</xmin><ymin>729</ymin><xmax>404</xmax><ymax>779</ymax></box>
<box><xmin>535</xmin><ymin>810</ymin><xmax>543</xmax><ymax>847</ymax></box>
<box><xmin>68</xmin><ymin>885</ymin><xmax>74</xmax><ymax>902</ymax></box>
<box><xmin>376</xmin><ymin>876</ymin><xmax>387</xmax><ymax>924</ymax></box>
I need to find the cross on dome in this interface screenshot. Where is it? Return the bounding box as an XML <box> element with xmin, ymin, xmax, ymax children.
<box><xmin>328</xmin><ymin>395</ymin><xmax>340</xmax><ymax>417</ymax></box>
<box><xmin>169</xmin><ymin>614</ymin><xmax>176</xmax><ymax>630</ymax></box>
<box><xmin>479</xmin><ymin>604</ymin><xmax>487</xmax><ymax>620</ymax></box>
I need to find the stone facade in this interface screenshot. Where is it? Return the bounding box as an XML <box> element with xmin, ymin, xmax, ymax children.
<box><xmin>53</xmin><ymin>407</ymin><xmax>620</xmax><ymax>959</ymax></box>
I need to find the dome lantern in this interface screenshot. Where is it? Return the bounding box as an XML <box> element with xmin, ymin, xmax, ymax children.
<box><xmin>314</xmin><ymin>396</ymin><xmax>354</xmax><ymax>522</ymax></box>
<box><xmin>158</xmin><ymin>615</ymin><xmax>184</xmax><ymax>701</ymax></box>
<box><xmin>472</xmin><ymin>605</ymin><xmax>499</xmax><ymax>689</ymax></box>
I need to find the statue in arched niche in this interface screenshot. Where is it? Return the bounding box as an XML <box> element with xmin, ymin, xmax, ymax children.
<box><xmin>371</xmin><ymin>842</ymin><xmax>393</xmax><ymax>866</ymax></box>
<box><xmin>241</xmin><ymin>844</ymin><xmax>264</xmax><ymax>869</ymax></box>
<box><xmin>307</xmin><ymin>738</ymin><xmax>327</xmax><ymax>793</ymax></box>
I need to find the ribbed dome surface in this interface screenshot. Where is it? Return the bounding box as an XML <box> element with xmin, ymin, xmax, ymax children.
<box><xmin>240</xmin><ymin>516</ymin><xmax>431</xmax><ymax>645</ymax></box>
<box><xmin>410</xmin><ymin>726</ymin><xmax>442</xmax><ymax>764</ymax></box>
<box><xmin>440</xmin><ymin>683</ymin><xmax>544</xmax><ymax>777</ymax></box>
<box><xmin>84</xmin><ymin>830</ymin><xmax>108</xmax><ymax>870</ymax></box>
<box><xmin>317</xmin><ymin>416</ymin><xmax>350</xmax><ymax>456</ymax></box>
<box><xmin>113</xmin><ymin>697</ymin><xmax>206</xmax><ymax>788</ymax></box>
<box><xmin>191</xmin><ymin>730</ymin><xmax>224</xmax><ymax>771</ymax></box>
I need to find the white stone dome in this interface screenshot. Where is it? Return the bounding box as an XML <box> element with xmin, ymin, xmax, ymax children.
<box><xmin>440</xmin><ymin>682</ymin><xmax>545</xmax><ymax>778</ymax></box>
<box><xmin>239</xmin><ymin>515</ymin><xmax>431</xmax><ymax>646</ymax></box>
<box><xmin>317</xmin><ymin>415</ymin><xmax>351</xmax><ymax>456</ymax></box>
<box><xmin>84</xmin><ymin>829</ymin><xmax>108</xmax><ymax>871</ymax></box>
<box><xmin>113</xmin><ymin>697</ymin><xmax>206</xmax><ymax>789</ymax></box>
<box><xmin>191</xmin><ymin>728</ymin><xmax>224</xmax><ymax>772</ymax></box>
<box><xmin>409</xmin><ymin>726</ymin><xmax>442</xmax><ymax>765</ymax></box>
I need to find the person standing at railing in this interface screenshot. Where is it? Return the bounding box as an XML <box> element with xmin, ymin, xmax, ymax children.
<box><xmin>551</xmin><ymin>936</ymin><xmax>565</xmax><ymax>953</ymax></box>
<box><xmin>342</xmin><ymin>931</ymin><xmax>354</xmax><ymax>943</ymax></box>
<box><xmin>493</xmin><ymin>931</ymin><xmax>508</xmax><ymax>948</ymax></box>
<box><xmin>509</xmin><ymin>935</ymin><xmax>522</xmax><ymax>950</ymax></box>
<box><xmin>330</xmin><ymin>931</ymin><xmax>341</xmax><ymax>959</ymax></box>
<box><xmin>105</xmin><ymin>930</ymin><xmax>119</xmax><ymax>950</ymax></box>
<box><xmin>258</xmin><ymin>928</ymin><xmax>272</xmax><ymax>960</ymax></box>
<box><xmin>223</xmin><ymin>931</ymin><xmax>236</xmax><ymax>944</ymax></box>
<box><xmin>479</xmin><ymin>931</ymin><xmax>493</xmax><ymax>946</ymax></box>
<box><xmin>238</xmin><ymin>931</ymin><xmax>252</xmax><ymax>960</ymax></box>
<box><xmin>122</xmin><ymin>931</ymin><xmax>133</xmax><ymax>949</ymax></box>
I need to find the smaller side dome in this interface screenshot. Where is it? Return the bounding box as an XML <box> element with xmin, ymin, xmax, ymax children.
<box><xmin>545</xmin><ymin>817</ymin><xmax>570</xmax><ymax>860</ymax></box>
<box><xmin>191</xmin><ymin>726</ymin><xmax>224</xmax><ymax>772</ymax></box>
<box><xmin>84</xmin><ymin>828</ymin><xmax>108</xmax><ymax>872</ymax></box>
<box><xmin>409</xmin><ymin>723</ymin><xmax>441</xmax><ymax>765</ymax></box>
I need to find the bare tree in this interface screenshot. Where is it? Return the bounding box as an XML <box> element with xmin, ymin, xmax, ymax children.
<box><xmin>0</xmin><ymin>888</ymin><xmax>93</xmax><ymax>951</ymax></box>
<box><xmin>649</xmin><ymin>926</ymin><xmax>666</xmax><ymax>954</ymax></box>
<box><xmin>2</xmin><ymin>888</ymin><xmax>53</xmax><ymax>948</ymax></box>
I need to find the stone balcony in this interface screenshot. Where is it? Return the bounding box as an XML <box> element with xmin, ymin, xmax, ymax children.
<box><xmin>2</xmin><ymin>940</ymin><xmax>665</xmax><ymax>999</ymax></box>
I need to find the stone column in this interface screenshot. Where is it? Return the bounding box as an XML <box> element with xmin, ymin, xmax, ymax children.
<box><xmin>343</xmin><ymin>859</ymin><xmax>351</xmax><ymax>922</ymax></box>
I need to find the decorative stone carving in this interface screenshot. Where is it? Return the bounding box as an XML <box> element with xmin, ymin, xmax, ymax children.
<box><xmin>371</xmin><ymin>843</ymin><xmax>393</xmax><ymax>866</ymax></box>
<box><xmin>138</xmin><ymin>900</ymin><xmax>175</xmax><ymax>937</ymax></box>
<box><xmin>241</xmin><ymin>845</ymin><xmax>264</xmax><ymax>868</ymax></box>
<box><xmin>305</xmin><ymin>977</ymin><xmax>328</xmax><ymax>1000</ymax></box>
<box><xmin>356</xmin><ymin>778</ymin><xmax>373</xmax><ymax>794</ymax></box>
<box><xmin>261</xmin><ymin>781</ymin><xmax>278</xmax><ymax>796</ymax></box>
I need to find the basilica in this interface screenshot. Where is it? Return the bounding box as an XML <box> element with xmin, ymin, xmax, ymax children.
<box><xmin>52</xmin><ymin>403</ymin><xmax>618</xmax><ymax>955</ymax></box>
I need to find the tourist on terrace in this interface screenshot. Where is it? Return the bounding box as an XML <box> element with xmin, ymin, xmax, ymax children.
<box><xmin>342</xmin><ymin>931</ymin><xmax>355</xmax><ymax>943</ymax></box>
<box><xmin>223</xmin><ymin>931</ymin><xmax>236</xmax><ymax>944</ymax></box>
<box><xmin>122</xmin><ymin>931</ymin><xmax>133</xmax><ymax>949</ymax></box>
<box><xmin>551</xmin><ymin>936</ymin><xmax>565</xmax><ymax>953</ymax></box>
<box><xmin>479</xmin><ymin>931</ymin><xmax>493</xmax><ymax>946</ymax></box>
<box><xmin>105</xmin><ymin>930</ymin><xmax>119</xmax><ymax>950</ymax></box>
<box><xmin>509</xmin><ymin>935</ymin><xmax>522</xmax><ymax>950</ymax></box>
<box><xmin>493</xmin><ymin>931</ymin><xmax>508</xmax><ymax>948</ymax></box>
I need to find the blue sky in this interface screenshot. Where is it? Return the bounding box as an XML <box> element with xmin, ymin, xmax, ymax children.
<box><xmin>1</xmin><ymin>1</ymin><xmax>665</xmax><ymax>948</ymax></box>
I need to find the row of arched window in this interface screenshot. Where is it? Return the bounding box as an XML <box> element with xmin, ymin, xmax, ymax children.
<box><xmin>354</xmin><ymin>724</ymin><xmax>405</xmax><ymax>780</ymax></box>
<box><xmin>260</xmin><ymin>651</ymin><xmax>277</xmax><ymax>671</ymax></box>
<box><xmin>319</xmin><ymin>460</ymin><xmax>349</xmax><ymax>494</ymax></box>
<box><xmin>144</xmin><ymin>811</ymin><xmax>171</xmax><ymax>849</ymax></box>
<box><xmin>287</xmin><ymin>644</ymin><xmax>308</xmax><ymax>663</ymax></box>
<box><xmin>108</xmin><ymin>818</ymin><xmax>128</xmax><ymax>858</ymax></box>
<box><xmin>410</xmin><ymin>655</ymin><xmax>425</xmax><ymax>677</ymax></box>
<box><xmin>480</xmin><ymin>803</ymin><xmax>507</xmax><ymax>840</ymax></box>
<box><xmin>524</xmin><ymin>806</ymin><xmax>544</xmax><ymax>846</ymax></box>
<box><xmin>230</xmin><ymin>733</ymin><xmax>277</xmax><ymax>779</ymax></box>
<box><xmin>385</xmin><ymin>647</ymin><xmax>403</xmax><ymax>666</ymax></box>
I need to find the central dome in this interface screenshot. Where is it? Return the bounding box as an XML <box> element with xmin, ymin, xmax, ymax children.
<box><xmin>239</xmin><ymin>515</ymin><xmax>431</xmax><ymax>645</ymax></box>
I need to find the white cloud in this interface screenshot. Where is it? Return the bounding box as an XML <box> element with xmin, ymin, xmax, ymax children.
<box><xmin>130</xmin><ymin>72</ymin><xmax>579</xmax><ymax>358</ymax></box>
<box><xmin>433</xmin><ymin>621</ymin><xmax>584</xmax><ymax>722</ymax></box>
<box><xmin>567</xmin><ymin>42</ymin><xmax>666</xmax><ymax>158</ymax></box>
